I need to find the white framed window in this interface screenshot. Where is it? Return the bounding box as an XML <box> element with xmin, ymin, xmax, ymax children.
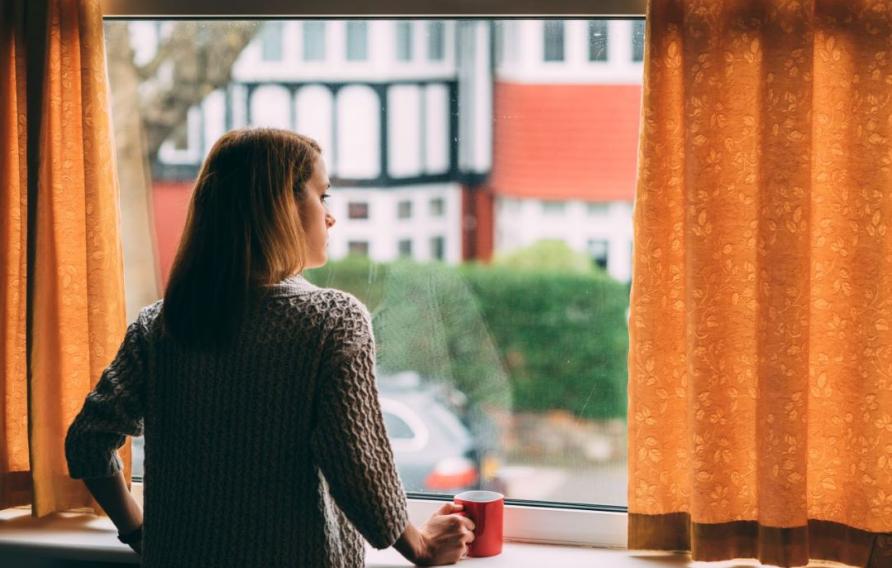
<box><xmin>346</xmin><ymin>20</ymin><xmax>368</xmax><ymax>61</ymax></box>
<box><xmin>260</xmin><ymin>21</ymin><xmax>283</xmax><ymax>61</ymax></box>
<box><xmin>396</xmin><ymin>21</ymin><xmax>413</xmax><ymax>61</ymax></box>
<box><xmin>543</xmin><ymin>20</ymin><xmax>564</xmax><ymax>62</ymax></box>
<box><xmin>632</xmin><ymin>19</ymin><xmax>645</xmax><ymax>62</ymax></box>
<box><xmin>101</xmin><ymin>2</ymin><xmax>647</xmax><ymax>551</ymax></box>
<box><xmin>303</xmin><ymin>20</ymin><xmax>326</xmax><ymax>61</ymax></box>
<box><xmin>587</xmin><ymin>20</ymin><xmax>608</xmax><ymax>62</ymax></box>
<box><xmin>427</xmin><ymin>21</ymin><xmax>445</xmax><ymax>61</ymax></box>
<box><xmin>397</xmin><ymin>199</ymin><xmax>412</xmax><ymax>219</ymax></box>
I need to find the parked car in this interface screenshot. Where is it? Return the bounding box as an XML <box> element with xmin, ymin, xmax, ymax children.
<box><xmin>378</xmin><ymin>371</ymin><xmax>505</xmax><ymax>495</ymax></box>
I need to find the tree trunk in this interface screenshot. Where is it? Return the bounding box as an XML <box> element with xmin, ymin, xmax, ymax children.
<box><xmin>106</xmin><ymin>23</ymin><xmax>159</xmax><ymax>319</ymax></box>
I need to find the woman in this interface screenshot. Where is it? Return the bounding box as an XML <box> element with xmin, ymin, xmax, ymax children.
<box><xmin>65</xmin><ymin>128</ymin><xmax>475</xmax><ymax>566</ymax></box>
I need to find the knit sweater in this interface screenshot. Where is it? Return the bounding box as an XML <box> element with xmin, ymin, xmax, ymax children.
<box><xmin>65</xmin><ymin>275</ymin><xmax>409</xmax><ymax>567</ymax></box>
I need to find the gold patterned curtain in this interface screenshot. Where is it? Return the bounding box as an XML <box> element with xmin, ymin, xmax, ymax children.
<box><xmin>0</xmin><ymin>0</ymin><xmax>128</xmax><ymax>516</ymax></box>
<box><xmin>629</xmin><ymin>1</ymin><xmax>892</xmax><ymax>566</ymax></box>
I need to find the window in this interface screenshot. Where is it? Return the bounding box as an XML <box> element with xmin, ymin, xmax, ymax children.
<box><xmin>347</xmin><ymin>240</ymin><xmax>370</xmax><ymax>256</ymax></box>
<box><xmin>346</xmin><ymin>21</ymin><xmax>368</xmax><ymax>61</ymax></box>
<box><xmin>303</xmin><ymin>21</ymin><xmax>326</xmax><ymax>61</ymax></box>
<box><xmin>398</xmin><ymin>239</ymin><xmax>413</xmax><ymax>258</ymax></box>
<box><xmin>543</xmin><ymin>200</ymin><xmax>566</xmax><ymax>215</ymax></box>
<box><xmin>260</xmin><ymin>21</ymin><xmax>283</xmax><ymax>61</ymax></box>
<box><xmin>588</xmin><ymin>20</ymin><xmax>608</xmax><ymax>62</ymax></box>
<box><xmin>494</xmin><ymin>21</ymin><xmax>505</xmax><ymax>65</ymax></box>
<box><xmin>348</xmin><ymin>201</ymin><xmax>369</xmax><ymax>219</ymax></box>
<box><xmin>430</xmin><ymin>236</ymin><xmax>445</xmax><ymax>260</ymax></box>
<box><xmin>427</xmin><ymin>21</ymin><xmax>445</xmax><ymax>61</ymax></box>
<box><xmin>588</xmin><ymin>239</ymin><xmax>609</xmax><ymax>270</ymax></box>
<box><xmin>632</xmin><ymin>20</ymin><xmax>645</xmax><ymax>62</ymax></box>
<box><xmin>105</xmin><ymin>10</ymin><xmax>643</xmax><ymax>549</ymax></box>
<box><xmin>397</xmin><ymin>199</ymin><xmax>412</xmax><ymax>219</ymax></box>
<box><xmin>171</xmin><ymin>125</ymin><xmax>189</xmax><ymax>150</ymax></box>
<box><xmin>543</xmin><ymin>20</ymin><xmax>564</xmax><ymax>62</ymax></box>
<box><xmin>587</xmin><ymin>201</ymin><xmax>609</xmax><ymax>215</ymax></box>
<box><xmin>383</xmin><ymin>410</ymin><xmax>415</xmax><ymax>439</ymax></box>
<box><xmin>396</xmin><ymin>21</ymin><xmax>413</xmax><ymax>61</ymax></box>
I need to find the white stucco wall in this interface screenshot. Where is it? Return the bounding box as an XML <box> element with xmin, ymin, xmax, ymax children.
<box><xmin>325</xmin><ymin>183</ymin><xmax>463</xmax><ymax>264</ymax></box>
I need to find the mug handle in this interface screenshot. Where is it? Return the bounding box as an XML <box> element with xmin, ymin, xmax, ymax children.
<box><xmin>454</xmin><ymin>502</ymin><xmax>484</xmax><ymax>536</ymax></box>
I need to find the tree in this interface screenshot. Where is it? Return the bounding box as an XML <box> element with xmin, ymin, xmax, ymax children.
<box><xmin>105</xmin><ymin>21</ymin><xmax>259</xmax><ymax>318</ymax></box>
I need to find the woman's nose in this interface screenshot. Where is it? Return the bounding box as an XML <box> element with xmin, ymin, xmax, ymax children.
<box><xmin>326</xmin><ymin>213</ymin><xmax>336</xmax><ymax>228</ymax></box>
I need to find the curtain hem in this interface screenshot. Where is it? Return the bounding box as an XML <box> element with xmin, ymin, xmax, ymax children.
<box><xmin>629</xmin><ymin>512</ymin><xmax>892</xmax><ymax>568</ymax></box>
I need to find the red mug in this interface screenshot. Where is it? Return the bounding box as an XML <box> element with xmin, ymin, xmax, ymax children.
<box><xmin>454</xmin><ymin>490</ymin><xmax>504</xmax><ymax>558</ymax></box>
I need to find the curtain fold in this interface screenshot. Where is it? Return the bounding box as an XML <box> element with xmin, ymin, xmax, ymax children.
<box><xmin>629</xmin><ymin>0</ymin><xmax>892</xmax><ymax>566</ymax></box>
<box><xmin>0</xmin><ymin>0</ymin><xmax>128</xmax><ymax>516</ymax></box>
<box><xmin>0</xmin><ymin>0</ymin><xmax>31</xmax><ymax>511</ymax></box>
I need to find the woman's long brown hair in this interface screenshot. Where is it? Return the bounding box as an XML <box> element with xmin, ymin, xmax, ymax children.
<box><xmin>162</xmin><ymin>128</ymin><xmax>321</xmax><ymax>350</ymax></box>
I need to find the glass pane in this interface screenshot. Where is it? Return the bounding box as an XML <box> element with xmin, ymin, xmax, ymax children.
<box><xmin>396</xmin><ymin>21</ymin><xmax>412</xmax><ymax>61</ymax></box>
<box><xmin>260</xmin><ymin>21</ymin><xmax>283</xmax><ymax>61</ymax></box>
<box><xmin>588</xmin><ymin>20</ymin><xmax>608</xmax><ymax>62</ymax></box>
<box><xmin>303</xmin><ymin>21</ymin><xmax>325</xmax><ymax>61</ymax></box>
<box><xmin>346</xmin><ymin>21</ymin><xmax>368</xmax><ymax>61</ymax></box>
<box><xmin>632</xmin><ymin>20</ymin><xmax>645</xmax><ymax>62</ymax></box>
<box><xmin>427</xmin><ymin>21</ymin><xmax>445</xmax><ymax>61</ymax></box>
<box><xmin>109</xmin><ymin>17</ymin><xmax>640</xmax><ymax>509</ymax></box>
<box><xmin>543</xmin><ymin>20</ymin><xmax>564</xmax><ymax>62</ymax></box>
<box><xmin>348</xmin><ymin>201</ymin><xmax>369</xmax><ymax>219</ymax></box>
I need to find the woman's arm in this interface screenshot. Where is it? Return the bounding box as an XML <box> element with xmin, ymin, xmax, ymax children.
<box><xmin>83</xmin><ymin>471</ymin><xmax>143</xmax><ymax>536</ymax></box>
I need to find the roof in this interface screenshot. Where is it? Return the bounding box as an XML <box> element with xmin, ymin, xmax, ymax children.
<box><xmin>489</xmin><ymin>82</ymin><xmax>642</xmax><ymax>202</ymax></box>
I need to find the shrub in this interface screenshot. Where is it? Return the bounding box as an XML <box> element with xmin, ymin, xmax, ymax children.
<box><xmin>306</xmin><ymin>255</ymin><xmax>629</xmax><ymax>419</ymax></box>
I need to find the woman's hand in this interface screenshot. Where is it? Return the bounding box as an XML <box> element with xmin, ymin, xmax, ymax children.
<box><xmin>415</xmin><ymin>502</ymin><xmax>476</xmax><ymax>566</ymax></box>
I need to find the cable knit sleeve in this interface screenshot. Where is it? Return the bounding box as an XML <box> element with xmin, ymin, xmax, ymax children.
<box><xmin>65</xmin><ymin>316</ymin><xmax>147</xmax><ymax>479</ymax></box>
<box><xmin>310</xmin><ymin>293</ymin><xmax>409</xmax><ymax>549</ymax></box>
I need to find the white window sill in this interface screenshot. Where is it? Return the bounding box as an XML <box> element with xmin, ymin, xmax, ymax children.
<box><xmin>0</xmin><ymin>506</ymin><xmax>698</xmax><ymax>567</ymax></box>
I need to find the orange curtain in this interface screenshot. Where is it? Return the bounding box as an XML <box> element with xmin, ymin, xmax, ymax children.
<box><xmin>629</xmin><ymin>1</ymin><xmax>892</xmax><ymax>566</ymax></box>
<box><xmin>0</xmin><ymin>0</ymin><xmax>31</xmax><ymax>510</ymax></box>
<box><xmin>0</xmin><ymin>0</ymin><xmax>128</xmax><ymax>516</ymax></box>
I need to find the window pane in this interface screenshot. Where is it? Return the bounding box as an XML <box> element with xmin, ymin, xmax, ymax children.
<box><xmin>398</xmin><ymin>239</ymin><xmax>413</xmax><ymax>258</ymax></box>
<box><xmin>543</xmin><ymin>20</ymin><xmax>564</xmax><ymax>62</ymax></box>
<box><xmin>396</xmin><ymin>21</ymin><xmax>412</xmax><ymax>61</ymax></box>
<box><xmin>430</xmin><ymin>236</ymin><xmax>445</xmax><ymax>260</ymax></box>
<box><xmin>427</xmin><ymin>21</ymin><xmax>445</xmax><ymax>61</ymax></box>
<box><xmin>494</xmin><ymin>21</ymin><xmax>504</xmax><ymax>66</ymax></box>
<box><xmin>348</xmin><ymin>201</ymin><xmax>369</xmax><ymax>219</ymax></box>
<box><xmin>397</xmin><ymin>200</ymin><xmax>412</xmax><ymax>219</ymax></box>
<box><xmin>588</xmin><ymin>20</ymin><xmax>608</xmax><ymax>62</ymax></box>
<box><xmin>109</xmin><ymin>17</ymin><xmax>639</xmax><ymax>509</ymax></box>
<box><xmin>543</xmin><ymin>200</ymin><xmax>565</xmax><ymax>214</ymax></box>
<box><xmin>632</xmin><ymin>20</ymin><xmax>645</xmax><ymax>62</ymax></box>
<box><xmin>347</xmin><ymin>241</ymin><xmax>370</xmax><ymax>256</ymax></box>
<box><xmin>383</xmin><ymin>411</ymin><xmax>415</xmax><ymax>439</ymax></box>
<box><xmin>346</xmin><ymin>21</ymin><xmax>368</xmax><ymax>61</ymax></box>
<box><xmin>260</xmin><ymin>21</ymin><xmax>283</xmax><ymax>61</ymax></box>
<box><xmin>429</xmin><ymin>197</ymin><xmax>445</xmax><ymax>217</ymax></box>
<box><xmin>588</xmin><ymin>239</ymin><xmax>609</xmax><ymax>270</ymax></box>
<box><xmin>303</xmin><ymin>21</ymin><xmax>325</xmax><ymax>61</ymax></box>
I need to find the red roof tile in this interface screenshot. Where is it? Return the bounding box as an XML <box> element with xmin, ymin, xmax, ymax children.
<box><xmin>489</xmin><ymin>82</ymin><xmax>642</xmax><ymax>202</ymax></box>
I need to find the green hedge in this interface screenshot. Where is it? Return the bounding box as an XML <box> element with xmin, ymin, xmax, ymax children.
<box><xmin>306</xmin><ymin>256</ymin><xmax>629</xmax><ymax>419</ymax></box>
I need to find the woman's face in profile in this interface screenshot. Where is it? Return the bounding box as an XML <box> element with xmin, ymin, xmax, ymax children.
<box><xmin>300</xmin><ymin>156</ymin><xmax>335</xmax><ymax>269</ymax></box>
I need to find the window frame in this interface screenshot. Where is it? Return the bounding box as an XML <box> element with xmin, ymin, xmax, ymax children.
<box><xmin>99</xmin><ymin>0</ymin><xmax>646</xmax><ymax>551</ymax></box>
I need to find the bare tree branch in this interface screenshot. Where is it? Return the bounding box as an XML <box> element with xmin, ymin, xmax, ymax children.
<box><xmin>137</xmin><ymin>21</ymin><xmax>260</xmax><ymax>160</ymax></box>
